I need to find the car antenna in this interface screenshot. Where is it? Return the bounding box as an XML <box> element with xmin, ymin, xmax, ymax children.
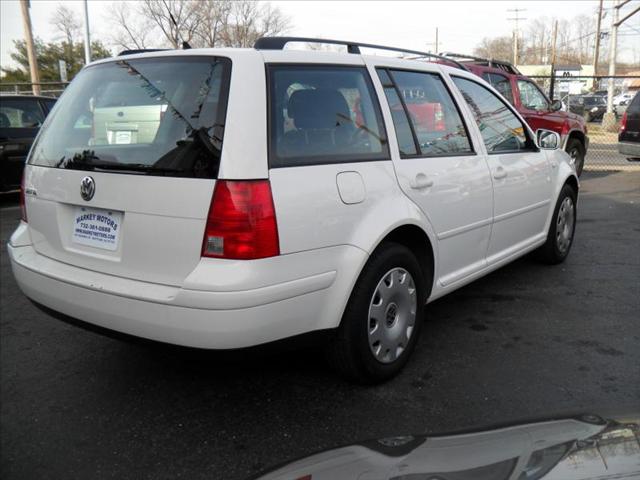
<box><xmin>162</xmin><ymin>0</ymin><xmax>192</xmax><ymax>50</ymax></box>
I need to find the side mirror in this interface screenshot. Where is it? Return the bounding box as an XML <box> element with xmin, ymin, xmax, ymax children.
<box><xmin>536</xmin><ymin>129</ymin><xmax>560</xmax><ymax>150</ymax></box>
<box><xmin>550</xmin><ymin>99</ymin><xmax>562</xmax><ymax>111</ymax></box>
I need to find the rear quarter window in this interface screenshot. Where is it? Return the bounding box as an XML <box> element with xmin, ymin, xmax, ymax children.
<box><xmin>268</xmin><ymin>65</ymin><xmax>389</xmax><ymax>167</ymax></box>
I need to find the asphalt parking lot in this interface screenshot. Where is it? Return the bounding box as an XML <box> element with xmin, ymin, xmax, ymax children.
<box><xmin>1</xmin><ymin>171</ymin><xmax>639</xmax><ymax>480</ymax></box>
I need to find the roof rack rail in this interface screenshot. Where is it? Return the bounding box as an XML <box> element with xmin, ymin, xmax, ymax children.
<box><xmin>253</xmin><ymin>37</ymin><xmax>468</xmax><ymax>71</ymax></box>
<box><xmin>440</xmin><ymin>52</ymin><xmax>521</xmax><ymax>74</ymax></box>
<box><xmin>118</xmin><ymin>49</ymin><xmax>170</xmax><ymax>56</ymax></box>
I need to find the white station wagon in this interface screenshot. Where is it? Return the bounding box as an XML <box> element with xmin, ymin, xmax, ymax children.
<box><xmin>8</xmin><ymin>38</ymin><xmax>578</xmax><ymax>383</ymax></box>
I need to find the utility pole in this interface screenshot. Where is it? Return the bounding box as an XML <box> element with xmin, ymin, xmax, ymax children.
<box><xmin>82</xmin><ymin>0</ymin><xmax>92</xmax><ymax>64</ymax></box>
<box><xmin>19</xmin><ymin>0</ymin><xmax>40</xmax><ymax>95</ymax></box>
<box><xmin>507</xmin><ymin>8</ymin><xmax>527</xmax><ymax>65</ymax></box>
<box><xmin>426</xmin><ymin>27</ymin><xmax>439</xmax><ymax>54</ymax></box>
<box><xmin>592</xmin><ymin>0</ymin><xmax>604</xmax><ymax>90</ymax></box>
<box><xmin>549</xmin><ymin>20</ymin><xmax>559</xmax><ymax>100</ymax></box>
<box><xmin>603</xmin><ymin>0</ymin><xmax>620</xmax><ymax>130</ymax></box>
<box><xmin>602</xmin><ymin>0</ymin><xmax>639</xmax><ymax>130</ymax></box>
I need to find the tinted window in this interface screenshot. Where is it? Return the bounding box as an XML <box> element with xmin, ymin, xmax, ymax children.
<box><xmin>453</xmin><ymin>76</ymin><xmax>534</xmax><ymax>153</ymax></box>
<box><xmin>385</xmin><ymin>70</ymin><xmax>472</xmax><ymax>157</ymax></box>
<box><xmin>583</xmin><ymin>96</ymin><xmax>606</xmax><ymax>106</ymax></box>
<box><xmin>487</xmin><ymin>73</ymin><xmax>514</xmax><ymax>104</ymax></box>
<box><xmin>0</xmin><ymin>98</ymin><xmax>45</xmax><ymax>128</ymax></box>
<box><xmin>517</xmin><ymin>80</ymin><xmax>548</xmax><ymax>111</ymax></box>
<box><xmin>269</xmin><ymin>66</ymin><xmax>388</xmax><ymax>167</ymax></box>
<box><xmin>28</xmin><ymin>57</ymin><xmax>231</xmax><ymax>179</ymax></box>
<box><xmin>42</xmin><ymin>98</ymin><xmax>57</xmax><ymax>113</ymax></box>
<box><xmin>629</xmin><ymin>92</ymin><xmax>640</xmax><ymax>113</ymax></box>
<box><xmin>382</xmin><ymin>86</ymin><xmax>417</xmax><ymax>156</ymax></box>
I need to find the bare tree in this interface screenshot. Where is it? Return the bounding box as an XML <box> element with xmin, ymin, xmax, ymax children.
<box><xmin>220</xmin><ymin>1</ymin><xmax>291</xmax><ymax>48</ymax></box>
<box><xmin>574</xmin><ymin>14</ymin><xmax>595</xmax><ymax>63</ymax></box>
<box><xmin>473</xmin><ymin>36</ymin><xmax>513</xmax><ymax>62</ymax></box>
<box><xmin>259</xmin><ymin>3</ymin><xmax>290</xmax><ymax>38</ymax></box>
<box><xmin>192</xmin><ymin>0</ymin><xmax>232</xmax><ymax>48</ymax></box>
<box><xmin>107</xmin><ymin>0</ymin><xmax>290</xmax><ymax>51</ymax></box>
<box><xmin>523</xmin><ymin>17</ymin><xmax>551</xmax><ymax>64</ymax></box>
<box><xmin>141</xmin><ymin>0</ymin><xmax>201</xmax><ymax>48</ymax></box>
<box><xmin>50</xmin><ymin>5</ymin><xmax>81</xmax><ymax>45</ymax></box>
<box><xmin>109</xmin><ymin>2</ymin><xmax>155</xmax><ymax>51</ymax></box>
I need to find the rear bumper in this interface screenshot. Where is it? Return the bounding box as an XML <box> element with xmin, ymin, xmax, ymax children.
<box><xmin>8</xmin><ymin>241</ymin><xmax>367</xmax><ymax>349</ymax></box>
<box><xmin>618</xmin><ymin>141</ymin><xmax>640</xmax><ymax>158</ymax></box>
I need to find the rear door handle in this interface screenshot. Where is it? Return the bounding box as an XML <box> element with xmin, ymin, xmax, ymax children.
<box><xmin>410</xmin><ymin>173</ymin><xmax>434</xmax><ymax>189</ymax></box>
<box><xmin>493</xmin><ymin>167</ymin><xmax>508</xmax><ymax>180</ymax></box>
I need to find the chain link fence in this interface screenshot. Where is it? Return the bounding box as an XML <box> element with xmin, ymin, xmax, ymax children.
<box><xmin>0</xmin><ymin>82</ymin><xmax>68</xmax><ymax>97</ymax></box>
<box><xmin>529</xmin><ymin>74</ymin><xmax>640</xmax><ymax>172</ymax></box>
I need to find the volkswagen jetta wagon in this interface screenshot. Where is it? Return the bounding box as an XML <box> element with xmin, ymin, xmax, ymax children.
<box><xmin>8</xmin><ymin>37</ymin><xmax>578</xmax><ymax>383</ymax></box>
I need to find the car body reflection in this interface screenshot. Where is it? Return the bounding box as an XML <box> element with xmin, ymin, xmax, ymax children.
<box><xmin>253</xmin><ymin>414</ymin><xmax>640</xmax><ymax>480</ymax></box>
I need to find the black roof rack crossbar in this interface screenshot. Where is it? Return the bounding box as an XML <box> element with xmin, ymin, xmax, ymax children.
<box><xmin>118</xmin><ymin>49</ymin><xmax>170</xmax><ymax>56</ymax></box>
<box><xmin>440</xmin><ymin>52</ymin><xmax>521</xmax><ymax>74</ymax></box>
<box><xmin>253</xmin><ymin>37</ymin><xmax>468</xmax><ymax>71</ymax></box>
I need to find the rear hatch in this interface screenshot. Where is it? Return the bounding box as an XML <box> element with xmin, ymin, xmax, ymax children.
<box><xmin>24</xmin><ymin>55</ymin><xmax>231</xmax><ymax>286</ymax></box>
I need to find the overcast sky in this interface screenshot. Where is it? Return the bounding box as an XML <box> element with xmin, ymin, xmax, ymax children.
<box><xmin>1</xmin><ymin>0</ymin><xmax>639</xmax><ymax>70</ymax></box>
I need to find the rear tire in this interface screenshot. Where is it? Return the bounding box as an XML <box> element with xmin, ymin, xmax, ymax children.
<box><xmin>536</xmin><ymin>184</ymin><xmax>577</xmax><ymax>264</ymax></box>
<box><xmin>565</xmin><ymin>138</ymin><xmax>585</xmax><ymax>177</ymax></box>
<box><xmin>325</xmin><ymin>242</ymin><xmax>427</xmax><ymax>384</ymax></box>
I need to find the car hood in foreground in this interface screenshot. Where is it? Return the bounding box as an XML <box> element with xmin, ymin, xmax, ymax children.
<box><xmin>252</xmin><ymin>413</ymin><xmax>640</xmax><ymax>480</ymax></box>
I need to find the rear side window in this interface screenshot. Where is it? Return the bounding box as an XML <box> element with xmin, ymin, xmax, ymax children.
<box><xmin>0</xmin><ymin>99</ymin><xmax>45</xmax><ymax>128</ymax></box>
<box><xmin>268</xmin><ymin>65</ymin><xmax>388</xmax><ymax>167</ymax></box>
<box><xmin>453</xmin><ymin>76</ymin><xmax>535</xmax><ymax>153</ymax></box>
<box><xmin>378</xmin><ymin>68</ymin><xmax>473</xmax><ymax>157</ymax></box>
<box><xmin>28</xmin><ymin>57</ymin><xmax>231</xmax><ymax>179</ymax></box>
<box><xmin>483</xmin><ymin>73</ymin><xmax>514</xmax><ymax>104</ymax></box>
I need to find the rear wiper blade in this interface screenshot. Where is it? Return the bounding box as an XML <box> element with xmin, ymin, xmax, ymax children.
<box><xmin>90</xmin><ymin>162</ymin><xmax>184</xmax><ymax>174</ymax></box>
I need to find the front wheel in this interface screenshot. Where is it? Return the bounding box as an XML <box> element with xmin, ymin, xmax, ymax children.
<box><xmin>565</xmin><ymin>138</ymin><xmax>586</xmax><ymax>177</ymax></box>
<box><xmin>536</xmin><ymin>184</ymin><xmax>577</xmax><ymax>264</ymax></box>
<box><xmin>325</xmin><ymin>242</ymin><xmax>427</xmax><ymax>384</ymax></box>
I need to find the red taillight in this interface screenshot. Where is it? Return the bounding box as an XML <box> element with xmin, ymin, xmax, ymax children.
<box><xmin>19</xmin><ymin>173</ymin><xmax>27</xmax><ymax>222</ymax></box>
<box><xmin>620</xmin><ymin>111</ymin><xmax>628</xmax><ymax>132</ymax></box>
<box><xmin>202</xmin><ymin>180</ymin><xmax>279</xmax><ymax>260</ymax></box>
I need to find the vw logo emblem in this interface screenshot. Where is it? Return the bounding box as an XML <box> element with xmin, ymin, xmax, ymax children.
<box><xmin>80</xmin><ymin>176</ymin><xmax>95</xmax><ymax>201</ymax></box>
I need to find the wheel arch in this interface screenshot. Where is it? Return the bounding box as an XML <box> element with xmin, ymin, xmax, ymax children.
<box><xmin>544</xmin><ymin>158</ymin><xmax>580</xmax><ymax>234</ymax></box>
<box><xmin>374</xmin><ymin>224</ymin><xmax>436</xmax><ymax>299</ymax></box>
<box><xmin>567</xmin><ymin>130</ymin><xmax>586</xmax><ymax>146</ymax></box>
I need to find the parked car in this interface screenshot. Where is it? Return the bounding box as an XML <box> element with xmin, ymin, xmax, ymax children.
<box><xmin>613</xmin><ymin>91</ymin><xmax>634</xmax><ymax>105</ymax></box>
<box><xmin>581</xmin><ymin>95</ymin><xmax>607</xmax><ymax>122</ymax></box>
<box><xmin>8</xmin><ymin>37</ymin><xmax>579</xmax><ymax>383</ymax></box>
<box><xmin>442</xmin><ymin>53</ymin><xmax>589</xmax><ymax>175</ymax></box>
<box><xmin>562</xmin><ymin>94</ymin><xmax>585</xmax><ymax>117</ymax></box>
<box><xmin>618</xmin><ymin>90</ymin><xmax>640</xmax><ymax>160</ymax></box>
<box><xmin>0</xmin><ymin>95</ymin><xmax>56</xmax><ymax>192</ymax></box>
<box><xmin>615</xmin><ymin>98</ymin><xmax>629</xmax><ymax>118</ymax></box>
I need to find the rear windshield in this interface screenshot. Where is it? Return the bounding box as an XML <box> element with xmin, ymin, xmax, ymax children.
<box><xmin>268</xmin><ymin>65</ymin><xmax>389</xmax><ymax>167</ymax></box>
<box><xmin>29</xmin><ymin>56</ymin><xmax>231</xmax><ymax>179</ymax></box>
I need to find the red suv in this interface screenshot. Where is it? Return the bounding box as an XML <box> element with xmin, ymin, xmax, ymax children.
<box><xmin>443</xmin><ymin>54</ymin><xmax>589</xmax><ymax>176</ymax></box>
